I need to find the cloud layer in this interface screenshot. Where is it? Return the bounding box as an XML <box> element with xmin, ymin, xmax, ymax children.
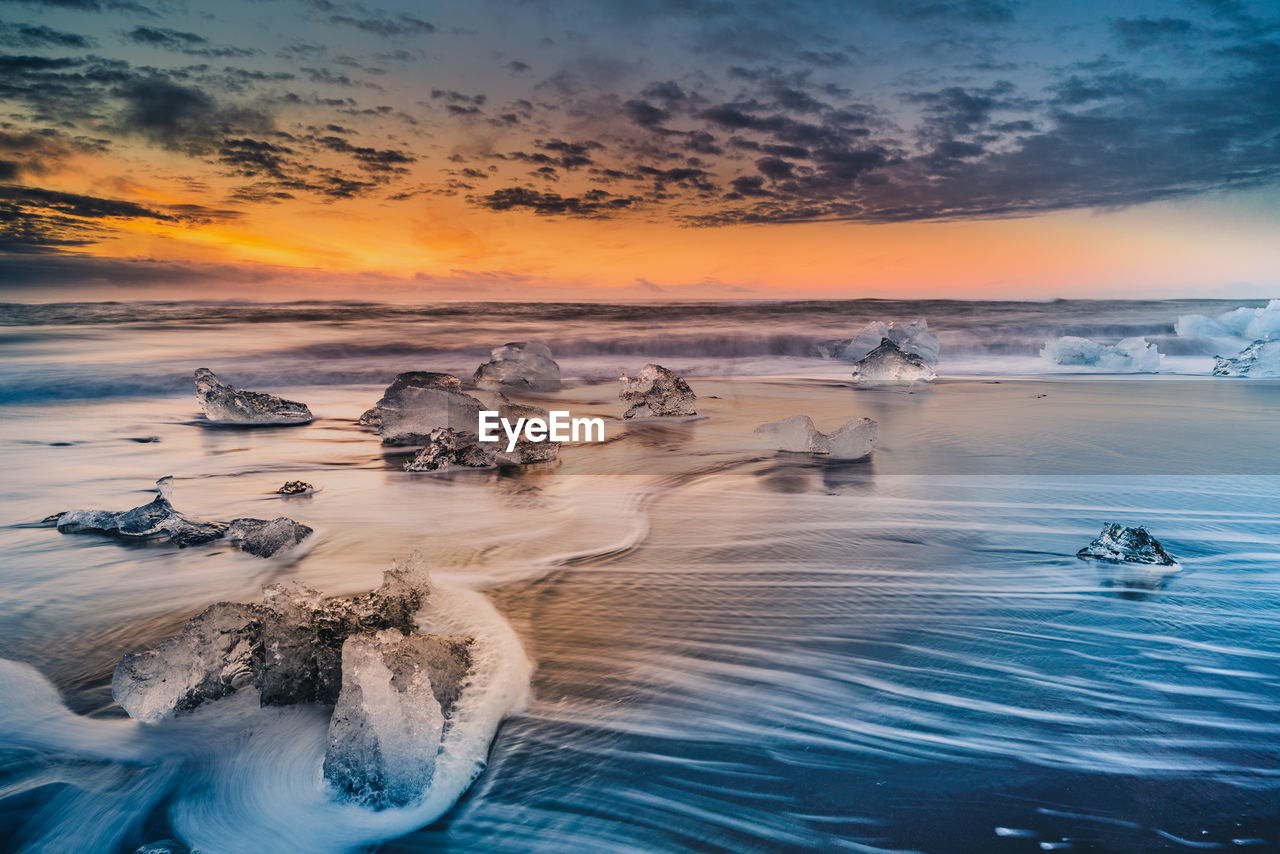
<box><xmin>0</xmin><ymin>0</ymin><xmax>1278</xmax><ymax>258</ymax></box>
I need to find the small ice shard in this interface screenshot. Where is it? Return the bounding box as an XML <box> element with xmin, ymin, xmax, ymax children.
<box><xmin>226</xmin><ymin>516</ymin><xmax>313</xmax><ymax>557</ymax></box>
<box><xmin>1213</xmin><ymin>339</ymin><xmax>1280</xmax><ymax>377</ymax></box>
<box><xmin>850</xmin><ymin>339</ymin><xmax>937</xmax><ymax>384</ymax></box>
<box><xmin>194</xmin><ymin>368</ymin><xmax>312</xmax><ymax>425</ymax></box>
<box><xmin>358</xmin><ymin>372</ymin><xmax>484</xmax><ymax>446</ymax></box>
<box><xmin>754</xmin><ymin>415</ymin><xmax>877</xmax><ymax>459</ymax></box>
<box><xmin>1040</xmin><ymin>337</ymin><xmax>1162</xmax><ymax>372</ymax></box>
<box><xmin>1076</xmin><ymin>523</ymin><xmax>1178</xmax><ymax>566</ymax></box>
<box><xmin>48</xmin><ymin>479</ymin><xmax>310</xmax><ymax>558</ymax></box>
<box><xmin>113</xmin><ymin>601</ymin><xmax>263</xmax><ymax>723</ymax></box>
<box><xmin>619</xmin><ymin>363</ymin><xmax>697</xmax><ymax>418</ymax></box>
<box><xmin>754</xmin><ymin>415</ymin><xmax>827</xmax><ymax>453</ymax></box>
<box><xmin>133</xmin><ymin>841</ymin><xmax>192</xmax><ymax>854</ymax></box>
<box><xmin>276</xmin><ymin>480</ymin><xmax>314</xmax><ymax>495</ymax></box>
<box><xmin>473</xmin><ymin>341</ymin><xmax>562</xmax><ymax>391</ymax></box>
<box><xmin>494</xmin><ymin>401</ymin><xmax>561</xmax><ymax>464</ymax></box>
<box><xmin>404</xmin><ymin>427</ymin><xmax>498</xmax><ymax>472</ymax></box>
<box><xmin>823</xmin><ymin>318</ymin><xmax>941</xmax><ymax>364</ymax></box>
<box><xmin>322</xmin><ymin>629</ymin><xmax>472</xmax><ymax>810</ymax></box>
<box><xmin>48</xmin><ymin>477</ymin><xmax>228</xmax><ymax>548</ymax></box>
<box><xmin>113</xmin><ymin>553</ymin><xmax>443</xmax><ymax>720</ymax></box>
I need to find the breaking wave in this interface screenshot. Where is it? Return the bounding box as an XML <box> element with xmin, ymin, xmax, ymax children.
<box><xmin>1</xmin><ymin>298</ymin><xmax>1273</xmax><ymax>402</ymax></box>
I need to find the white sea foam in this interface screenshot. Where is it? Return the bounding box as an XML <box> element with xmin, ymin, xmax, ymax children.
<box><xmin>0</xmin><ymin>580</ymin><xmax>531</xmax><ymax>854</ymax></box>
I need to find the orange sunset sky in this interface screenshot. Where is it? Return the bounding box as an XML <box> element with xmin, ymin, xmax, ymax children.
<box><xmin>2</xmin><ymin>0</ymin><xmax>1278</xmax><ymax>300</ymax></box>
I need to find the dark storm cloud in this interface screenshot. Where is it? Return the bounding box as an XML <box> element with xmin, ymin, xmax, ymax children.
<box><xmin>125</xmin><ymin>26</ymin><xmax>203</xmax><ymax>48</ymax></box>
<box><xmin>622</xmin><ymin>99</ymin><xmax>670</xmax><ymax>129</ymax></box>
<box><xmin>0</xmin><ymin>22</ymin><xmax>93</xmax><ymax>48</ymax></box>
<box><xmin>327</xmin><ymin>13</ymin><xmax>435</xmax><ymax>37</ymax></box>
<box><xmin>452</xmin><ymin>0</ymin><xmax>1277</xmax><ymax>229</ymax></box>
<box><xmin>0</xmin><ymin>44</ymin><xmax>422</xmax><ymax>217</ymax></box>
<box><xmin>755</xmin><ymin>155</ymin><xmax>794</xmax><ymax>180</ymax></box>
<box><xmin>216</xmin><ymin>131</ymin><xmax>415</xmax><ymax>199</ymax></box>
<box><xmin>684</xmin><ymin>40</ymin><xmax>1280</xmax><ymax>226</ymax></box>
<box><xmin>0</xmin><ymin>0</ymin><xmax>156</xmax><ymax>11</ymax></box>
<box><xmin>906</xmin><ymin>82</ymin><xmax>1020</xmax><ymax>137</ymax></box>
<box><xmin>430</xmin><ymin>89</ymin><xmax>485</xmax><ymax>106</ymax></box>
<box><xmin>125</xmin><ymin>26</ymin><xmax>258</xmax><ymax>57</ymax></box>
<box><xmin>0</xmin><ymin>183</ymin><xmax>231</xmax><ymax>251</ymax></box>
<box><xmin>0</xmin><ymin>128</ymin><xmax>106</xmax><ymax>177</ymax></box>
<box><xmin>4</xmin><ymin>0</ymin><xmax>1280</xmax><ymax>239</ymax></box>
<box><xmin>507</xmin><ymin>139</ymin><xmax>603</xmax><ymax>170</ymax></box>
<box><xmin>313</xmin><ymin>134</ymin><xmax>416</xmax><ymax>172</ymax></box>
<box><xmin>115</xmin><ymin>77</ymin><xmax>272</xmax><ymax>152</ymax></box>
<box><xmin>471</xmin><ymin>186</ymin><xmax>639</xmax><ymax>216</ymax></box>
<box><xmin>300</xmin><ymin>66</ymin><xmax>380</xmax><ymax>88</ymax></box>
<box><xmin>0</xmin><ymin>184</ymin><xmax>168</xmax><ymax>220</ymax></box>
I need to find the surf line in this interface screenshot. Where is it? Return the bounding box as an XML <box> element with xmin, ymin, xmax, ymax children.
<box><xmin>478</xmin><ymin>410</ymin><xmax>605</xmax><ymax>452</ymax></box>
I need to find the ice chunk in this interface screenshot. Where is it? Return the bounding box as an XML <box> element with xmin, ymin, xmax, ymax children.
<box><xmin>113</xmin><ymin>553</ymin><xmax>439</xmax><ymax>720</ymax></box>
<box><xmin>473</xmin><ymin>341</ymin><xmax>561</xmax><ymax>391</ymax></box>
<box><xmin>113</xmin><ymin>601</ymin><xmax>263</xmax><ymax>723</ymax></box>
<box><xmin>323</xmin><ymin>630</ymin><xmax>450</xmax><ymax>810</ymax></box>
<box><xmin>619</xmin><ymin>363</ymin><xmax>697</xmax><ymax>418</ymax></box>
<box><xmin>49</xmin><ymin>479</ymin><xmax>310</xmax><ymax>557</ymax></box>
<box><xmin>255</xmin><ymin>552</ymin><xmax>434</xmax><ymax>707</ymax></box>
<box><xmin>48</xmin><ymin>477</ymin><xmax>228</xmax><ymax>548</ymax></box>
<box><xmin>404</xmin><ymin>427</ymin><xmax>498</xmax><ymax>472</ymax></box>
<box><xmin>1040</xmin><ymin>336</ymin><xmax>1162</xmax><ymax>372</ymax></box>
<box><xmin>358</xmin><ymin>372</ymin><xmax>484</xmax><ymax>446</ymax></box>
<box><xmin>1174</xmin><ymin>313</ymin><xmax>1233</xmax><ymax>338</ymax></box>
<box><xmin>885</xmin><ymin>318</ymin><xmax>940</xmax><ymax>364</ymax></box>
<box><xmin>357</xmin><ymin>372</ymin><xmax>463</xmax><ymax>427</ymax></box>
<box><xmin>194</xmin><ymin>368</ymin><xmax>312</xmax><ymax>425</ymax></box>
<box><xmin>1076</xmin><ymin>523</ymin><xmax>1178</xmax><ymax>566</ymax></box>
<box><xmin>226</xmin><ymin>517</ymin><xmax>313</xmax><ymax>557</ymax></box>
<box><xmin>754</xmin><ymin>415</ymin><xmax>877</xmax><ymax>459</ymax></box>
<box><xmin>254</xmin><ymin>581</ymin><xmax>335</xmax><ymax>707</ymax></box>
<box><xmin>825</xmin><ymin>318</ymin><xmax>940</xmax><ymax>364</ymax></box>
<box><xmin>1213</xmin><ymin>339</ymin><xmax>1280</xmax><ymax>377</ymax></box>
<box><xmin>1244</xmin><ymin>300</ymin><xmax>1280</xmax><ymax>340</ymax></box>
<box><xmin>275</xmin><ymin>480</ymin><xmax>314</xmax><ymax>495</ymax></box>
<box><xmin>850</xmin><ymin>339</ymin><xmax>937</xmax><ymax>384</ymax></box>
<box><xmin>1176</xmin><ymin>300</ymin><xmax>1280</xmax><ymax>342</ymax></box>
<box><xmin>825</xmin><ymin>417</ymin><xmax>877</xmax><ymax>460</ymax></box>
<box><xmin>829</xmin><ymin>321</ymin><xmax>889</xmax><ymax>361</ymax></box>
<box><xmin>754</xmin><ymin>415</ymin><xmax>828</xmax><ymax>453</ymax></box>
<box><xmin>356</xmin><ymin>550</ymin><xmax>435</xmax><ymax>630</ymax></box>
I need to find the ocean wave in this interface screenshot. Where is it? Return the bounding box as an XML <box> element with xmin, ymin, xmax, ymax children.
<box><xmin>0</xmin><ymin>299</ymin><xmax>1273</xmax><ymax>402</ymax></box>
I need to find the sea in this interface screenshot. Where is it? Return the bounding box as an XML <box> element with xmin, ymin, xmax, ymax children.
<box><xmin>1</xmin><ymin>298</ymin><xmax>1279</xmax><ymax>853</ymax></box>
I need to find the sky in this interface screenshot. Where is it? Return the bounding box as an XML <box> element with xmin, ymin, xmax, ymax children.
<box><xmin>1</xmin><ymin>0</ymin><xmax>1278</xmax><ymax>300</ymax></box>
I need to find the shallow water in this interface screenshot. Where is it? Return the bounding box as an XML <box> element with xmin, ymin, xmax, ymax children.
<box><xmin>2</xmin><ymin>300</ymin><xmax>1279</xmax><ymax>853</ymax></box>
